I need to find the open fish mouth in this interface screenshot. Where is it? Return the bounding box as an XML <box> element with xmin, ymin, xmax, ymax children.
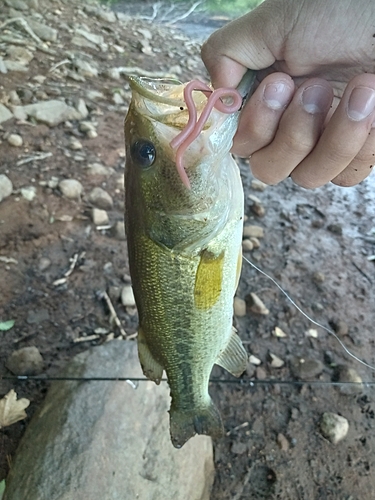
<box><xmin>127</xmin><ymin>75</ymin><xmax>244</xmax><ymax>188</ymax></box>
<box><xmin>126</xmin><ymin>76</ymin><xmax>186</xmax><ymax>106</ymax></box>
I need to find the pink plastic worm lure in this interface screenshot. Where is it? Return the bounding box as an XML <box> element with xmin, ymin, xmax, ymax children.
<box><xmin>169</xmin><ymin>80</ymin><xmax>243</xmax><ymax>189</ymax></box>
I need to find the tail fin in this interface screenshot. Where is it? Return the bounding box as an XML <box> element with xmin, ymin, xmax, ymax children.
<box><xmin>169</xmin><ymin>400</ymin><xmax>223</xmax><ymax>448</ymax></box>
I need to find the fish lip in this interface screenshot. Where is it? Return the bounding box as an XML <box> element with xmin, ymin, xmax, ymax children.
<box><xmin>126</xmin><ymin>75</ymin><xmax>185</xmax><ymax>106</ymax></box>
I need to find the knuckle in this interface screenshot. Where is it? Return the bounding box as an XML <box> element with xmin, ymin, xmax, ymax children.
<box><xmin>278</xmin><ymin>129</ymin><xmax>316</xmax><ymax>156</ymax></box>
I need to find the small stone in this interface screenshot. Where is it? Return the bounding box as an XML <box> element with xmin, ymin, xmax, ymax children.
<box><xmin>88</xmin><ymin>187</ymin><xmax>113</xmax><ymax>210</ymax></box>
<box><xmin>86</xmin><ymin>90</ymin><xmax>105</xmax><ymax>101</ymax></box>
<box><xmin>69</xmin><ymin>138</ymin><xmax>83</xmax><ymax>150</ymax></box>
<box><xmin>76</xmin><ymin>98</ymin><xmax>88</xmax><ymax>119</ymax></box>
<box><xmin>4</xmin><ymin>61</ymin><xmax>29</xmax><ymax>72</ymax></box>
<box><xmin>313</xmin><ymin>271</ymin><xmax>325</xmax><ymax>284</ymax></box>
<box><xmin>103</xmin><ymin>67</ymin><xmax>121</xmax><ymax>80</ymax></box>
<box><xmin>273</xmin><ymin>326</ymin><xmax>287</xmax><ymax>338</ymax></box>
<box><xmin>47</xmin><ymin>177</ymin><xmax>59</xmax><ymax>189</ymax></box>
<box><xmin>231</xmin><ymin>442</ymin><xmax>247</xmax><ymax>455</ymax></box>
<box><xmin>8</xmin><ymin>90</ymin><xmax>21</xmax><ymax>105</ymax></box>
<box><xmin>6</xmin><ymin>45</ymin><xmax>34</xmax><ymax>64</ymax></box>
<box><xmin>74</xmin><ymin>28</ymin><xmax>104</xmax><ymax>47</ymax></box>
<box><xmin>243</xmin><ymin>225</ymin><xmax>264</xmax><ymax>238</ymax></box>
<box><xmin>92</xmin><ymin>208</ymin><xmax>109</xmax><ymax>225</ymax></box>
<box><xmin>6</xmin><ymin>346</ymin><xmax>44</xmax><ymax>376</ymax></box>
<box><xmin>17</xmin><ymin>88</ymin><xmax>33</xmax><ymax>104</ymax></box>
<box><xmin>34</xmin><ymin>90</ymin><xmax>49</xmax><ymax>101</ymax></box>
<box><xmin>5</xmin><ymin>0</ymin><xmax>29</xmax><ymax>10</ymax></box>
<box><xmin>335</xmin><ymin>365</ymin><xmax>363</xmax><ymax>395</ymax></box>
<box><xmin>59</xmin><ymin>179</ymin><xmax>83</xmax><ymax>199</ymax></box>
<box><xmin>242</xmin><ymin>239</ymin><xmax>253</xmax><ymax>252</ymax></box>
<box><xmin>0</xmin><ymin>104</ymin><xmax>13</xmax><ymax>123</ymax></box>
<box><xmin>87</xmin><ymin>163</ymin><xmax>113</xmax><ymax>177</ymax></box>
<box><xmin>246</xmin><ymin>363</ymin><xmax>255</xmax><ymax>377</ymax></box>
<box><xmin>112</xmin><ymin>92</ymin><xmax>124</xmax><ymax>105</ymax></box>
<box><xmin>21</xmin><ymin>186</ymin><xmax>36</xmax><ymax>201</ymax></box>
<box><xmin>233</xmin><ymin>297</ymin><xmax>246</xmax><ymax>317</ymax></box>
<box><xmin>251</xmin><ymin>179</ymin><xmax>268</xmax><ymax>191</ymax></box>
<box><xmin>73</xmin><ymin>58</ymin><xmax>99</xmax><ymax>78</ymax></box>
<box><xmin>107</xmin><ymin>286</ymin><xmax>122</xmax><ymax>303</ymax></box>
<box><xmin>121</xmin><ymin>285</ymin><xmax>136</xmax><ymax>307</ymax></box>
<box><xmin>276</xmin><ymin>433</ymin><xmax>289</xmax><ymax>452</ymax></box>
<box><xmin>249</xmin><ymin>355</ymin><xmax>261</xmax><ymax>366</ymax></box>
<box><xmin>113</xmin><ymin>220</ymin><xmax>125</xmax><ymax>240</ymax></box>
<box><xmin>38</xmin><ymin>257</ymin><xmax>51</xmax><ymax>271</ymax></box>
<box><xmin>327</xmin><ymin>223</ymin><xmax>342</xmax><ymax>235</ymax></box>
<box><xmin>268</xmin><ymin>353</ymin><xmax>285</xmax><ymax>368</ymax></box>
<box><xmin>247</xmin><ymin>292</ymin><xmax>269</xmax><ymax>315</ymax></box>
<box><xmin>248</xmin><ymin>194</ymin><xmax>261</xmax><ymax>204</ymax></box>
<box><xmin>79</xmin><ymin>121</ymin><xmax>96</xmax><ymax>133</ymax></box>
<box><xmin>0</xmin><ymin>57</ymin><xmax>7</xmax><ymax>74</ymax></box>
<box><xmin>27</xmin><ymin>19</ymin><xmax>58</xmax><ymax>42</ymax></box>
<box><xmin>87</xmin><ymin>129</ymin><xmax>98</xmax><ymax>139</ymax></box>
<box><xmin>252</xmin><ymin>204</ymin><xmax>265</xmax><ymax>217</ymax></box>
<box><xmin>332</xmin><ymin>320</ymin><xmax>349</xmax><ymax>337</ymax></box>
<box><xmin>21</xmin><ymin>100</ymin><xmax>82</xmax><ymax>127</ymax></box>
<box><xmin>291</xmin><ymin>357</ymin><xmax>323</xmax><ymax>379</ymax></box>
<box><xmin>7</xmin><ymin>133</ymin><xmax>23</xmax><ymax>147</ymax></box>
<box><xmin>255</xmin><ymin>366</ymin><xmax>267</xmax><ymax>380</ymax></box>
<box><xmin>0</xmin><ymin>174</ymin><xmax>13</xmax><ymax>202</ymax></box>
<box><xmin>305</xmin><ymin>328</ymin><xmax>318</xmax><ymax>338</ymax></box>
<box><xmin>33</xmin><ymin>75</ymin><xmax>46</xmax><ymax>84</ymax></box>
<box><xmin>248</xmin><ymin>194</ymin><xmax>265</xmax><ymax>217</ymax></box>
<box><xmin>116</xmin><ymin>175</ymin><xmax>125</xmax><ymax>190</ymax></box>
<box><xmin>320</xmin><ymin>412</ymin><xmax>349</xmax><ymax>444</ymax></box>
<box><xmin>98</xmin><ymin>9</ymin><xmax>116</xmax><ymax>22</ymax></box>
<box><xmin>249</xmin><ymin>237</ymin><xmax>260</xmax><ymax>249</ymax></box>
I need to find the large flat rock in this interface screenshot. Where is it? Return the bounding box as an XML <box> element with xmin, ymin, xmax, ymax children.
<box><xmin>4</xmin><ymin>341</ymin><xmax>214</xmax><ymax>500</ymax></box>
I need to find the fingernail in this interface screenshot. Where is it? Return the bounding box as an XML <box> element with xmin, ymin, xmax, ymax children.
<box><xmin>347</xmin><ymin>86</ymin><xmax>375</xmax><ymax>121</ymax></box>
<box><xmin>301</xmin><ymin>85</ymin><xmax>332</xmax><ymax>114</ymax></box>
<box><xmin>263</xmin><ymin>82</ymin><xmax>291</xmax><ymax>110</ymax></box>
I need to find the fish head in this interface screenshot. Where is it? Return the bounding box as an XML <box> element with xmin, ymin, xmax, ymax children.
<box><xmin>125</xmin><ymin>76</ymin><xmax>241</xmax><ymax>251</ymax></box>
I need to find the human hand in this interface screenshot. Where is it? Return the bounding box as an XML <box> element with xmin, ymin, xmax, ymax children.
<box><xmin>201</xmin><ymin>0</ymin><xmax>375</xmax><ymax>188</ymax></box>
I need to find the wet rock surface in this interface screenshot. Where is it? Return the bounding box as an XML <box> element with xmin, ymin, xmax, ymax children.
<box><xmin>3</xmin><ymin>341</ymin><xmax>214</xmax><ymax>500</ymax></box>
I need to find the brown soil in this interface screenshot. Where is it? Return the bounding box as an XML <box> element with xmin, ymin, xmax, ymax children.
<box><xmin>0</xmin><ymin>1</ymin><xmax>375</xmax><ymax>499</ymax></box>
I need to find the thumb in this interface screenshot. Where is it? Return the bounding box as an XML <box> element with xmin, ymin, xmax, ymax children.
<box><xmin>201</xmin><ymin>0</ymin><xmax>295</xmax><ymax>88</ymax></box>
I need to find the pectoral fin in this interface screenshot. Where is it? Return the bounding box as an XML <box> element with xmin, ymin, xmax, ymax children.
<box><xmin>216</xmin><ymin>328</ymin><xmax>248</xmax><ymax>377</ymax></box>
<box><xmin>194</xmin><ymin>249</ymin><xmax>224</xmax><ymax>310</ymax></box>
<box><xmin>137</xmin><ymin>327</ymin><xmax>164</xmax><ymax>384</ymax></box>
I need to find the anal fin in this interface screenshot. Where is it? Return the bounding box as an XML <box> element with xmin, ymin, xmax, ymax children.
<box><xmin>137</xmin><ymin>327</ymin><xmax>163</xmax><ymax>384</ymax></box>
<box><xmin>215</xmin><ymin>327</ymin><xmax>248</xmax><ymax>377</ymax></box>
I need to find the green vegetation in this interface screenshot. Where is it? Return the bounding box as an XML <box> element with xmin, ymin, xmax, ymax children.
<box><xmin>0</xmin><ymin>480</ymin><xmax>5</xmax><ymax>499</ymax></box>
<box><xmin>204</xmin><ymin>0</ymin><xmax>263</xmax><ymax>15</ymax></box>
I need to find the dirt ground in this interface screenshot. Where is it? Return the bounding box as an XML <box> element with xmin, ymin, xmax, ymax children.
<box><xmin>0</xmin><ymin>1</ymin><xmax>375</xmax><ymax>499</ymax></box>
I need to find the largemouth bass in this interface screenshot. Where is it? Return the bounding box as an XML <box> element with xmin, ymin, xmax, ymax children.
<box><xmin>124</xmin><ymin>74</ymin><xmax>254</xmax><ymax>448</ymax></box>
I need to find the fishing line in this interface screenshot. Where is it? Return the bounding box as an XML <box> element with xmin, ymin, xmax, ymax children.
<box><xmin>242</xmin><ymin>255</ymin><xmax>375</xmax><ymax>372</ymax></box>
<box><xmin>1</xmin><ymin>375</ymin><xmax>373</xmax><ymax>387</ymax></box>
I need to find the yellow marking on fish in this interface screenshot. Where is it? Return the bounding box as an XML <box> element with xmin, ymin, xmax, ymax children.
<box><xmin>194</xmin><ymin>250</ymin><xmax>224</xmax><ymax>310</ymax></box>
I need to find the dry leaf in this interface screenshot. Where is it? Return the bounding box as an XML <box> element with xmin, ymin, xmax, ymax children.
<box><xmin>0</xmin><ymin>389</ymin><xmax>30</xmax><ymax>429</ymax></box>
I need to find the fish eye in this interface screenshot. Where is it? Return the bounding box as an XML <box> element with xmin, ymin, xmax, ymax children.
<box><xmin>130</xmin><ymin>139</ymin><xmax>156</xmax><ymax>168</ymax></box>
